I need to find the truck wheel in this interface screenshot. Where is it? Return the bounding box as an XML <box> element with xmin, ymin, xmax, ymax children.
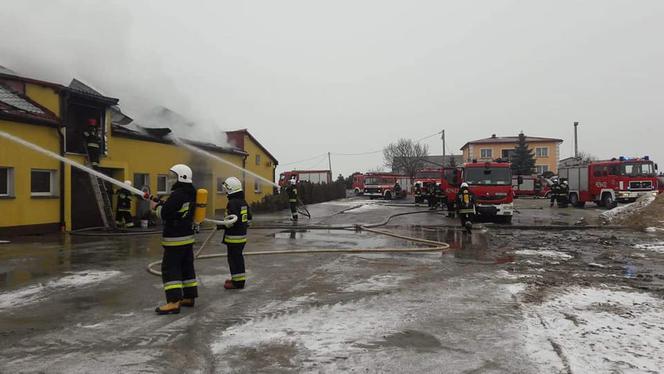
<box><xmin>601</xmin><ymin>193</ymin><xmax>616</xmax><ymax>209</ymax></box>
<box><xmin>384</xmin><ymin>191</ymin><xmax>392</xmax><ymax>200</ymax></box>
<box><xmin>500</xmin><ymin>215</ymin><xmax>513</xmax><ymax>224</ymax></box>
<box><xmin>569</xmin><ymin>193</ymin><xmax>585</xmax><ymax>208</ymax></box>
<box><xmin>354</xmin><ymin>188</ymin><xmax>360</xmax><ymax>195</ymax></box>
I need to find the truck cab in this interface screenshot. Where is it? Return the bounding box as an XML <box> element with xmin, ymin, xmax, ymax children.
<box><xmin>351</xmin><ymin>173</ymin><xmax>365</xmax><ymax>195</ymax></box>
<box><xmin>463</xmin><ymin>161</ymin><xmax>514</xmax><ymax>223</ymax></box>
<box><xmin>363</xmin><ymin>173</ymin><xmax>409</xmax><ymax>200</ymax></box>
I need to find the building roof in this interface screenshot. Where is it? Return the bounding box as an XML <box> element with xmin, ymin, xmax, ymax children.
<box><xmin>460</xmin><ymin>135</ymin><xmax>563</xmax><ymax>150</ymax></box>
<box><xmin>112</xmin><ymin>124</ymin><xmax>247</xmax><ymax>156</ymax></box>
<box><xmin>67</xmin><ymin>79</ymin><xmax>119</xmax><ymax>106</ymax></box>
<box><xmin>225</xmin><ymin>129</ymin><xmax>279</xmax><ymax>165</ymax></box>
<box><xmin>0</xmin><ymin>84</ymin><xmax>59</xmax><ymax>126</ymax></box>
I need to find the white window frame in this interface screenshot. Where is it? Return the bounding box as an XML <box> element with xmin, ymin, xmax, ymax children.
<box><xmin>30</xmin><ymin>169</ymin><xmax>57</xmax><ymax>197</ymax></box>
<box><xmin>535</xmin><ymin>165</ymin><xmax>549</xmax><ymax>175</ymax></box>
<box><xmin>134</xmin><ymin>173</ymin><xmax>150</xmax><ymax>189</ymax></box>
<box><xmin>254</xmin><ymin>179</ymin><xmax>261</xmax><ymax>193</ymax></box>
<box><xmin>157</xmin><ymin>174</ymin><xmax>169</xmax><ymax>194</ymax></box>
<box><xmin>536</xmin><ymin>147</ymin><xmax>549</xmax><ymax>158</ymax></box>
<box><xmin>0</xmin><ymin>167</ymin><xmax>15</xmax><ymax>197</ymax></box>
<box><xmin>480</xmin><ymin>148</ymin><xmax>493</xmax><ymax>159</ymax></box>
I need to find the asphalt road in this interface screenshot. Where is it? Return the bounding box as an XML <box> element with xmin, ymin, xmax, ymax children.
<box><xmin>1</xmin><ymin>196</ymin><xmax>663</xmax><ymax>373</ymax></box>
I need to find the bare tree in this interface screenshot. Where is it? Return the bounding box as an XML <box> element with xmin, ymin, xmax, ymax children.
<box><xmin>577</xmin><ymin>151</ymin><xmax>598</xmax><ymax>163</ymax></box>
<box><xmin>383</xmin><ymin>138</ymin><xmax>429</xmax><ymax>178</ymax></box>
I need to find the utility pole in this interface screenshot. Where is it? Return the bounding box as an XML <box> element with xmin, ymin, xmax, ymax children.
<box><xmin>441</xmin><ymin>130</ymin><xmax>446</xmax><ymax>167</ymax></box>
<box><xmin>574</xmin><ymin>122</ymin><xmax>579</xmax><ymax>158</ymax></box>
<box><xmin>328</xmin><ymin>152</ymin><xmax>332</xmax><ymax>180</ymax></box>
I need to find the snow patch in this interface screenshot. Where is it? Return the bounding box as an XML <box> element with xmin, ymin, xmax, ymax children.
<box><xmin>515</xmin><ymin>249</ymin><xmax>572</xmax><ymax>260</ymax></box>
<box><xmin>522</xmin><ymin>286</ymin><xmax>664</xmax><ymax>373</ymax></box>
<box><xmin>633</xmin><ymin>241</ymin><xmax>664</xmax><ymax>253</ymax></box>
<box><xmin>341</xmin><ymin>204</ymin><xmax>381</xmax><ymax>214</ymax></box>
<box><xmin>344</xmin><ymin>274</ymin><xmax>411</xmax><ymax>292</ymax></box>
<box><xmin>0</xmin><ymin>270</ymin><xmax>123</xmax><ymax>311</ymax></box>
<box><xmin>600</xmin><ymin>192</ymin><xmax>657</xmax><ymax>224</ymax></box>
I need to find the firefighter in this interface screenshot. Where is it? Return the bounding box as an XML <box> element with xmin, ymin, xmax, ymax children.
<box><xmin>219</xmin><ymin>176</ymin><xmax>252</xmax><ymax>290</ymax></box>
<box><xmin>435</xmin><ymin>182</ymin><xmax>447</xmax><ymax>211</ymax></box>
<box><xmin>116</xmin><ymin>181</ymin><xmax>134</xmax><ymax>228</ymax></box>
<box><xmin>427</xmin><ymin>182</ymin><xmax>437</xmax><ymax>210</ymax></box>
<box><xmin>549</xmin><ymin>178</ymin><xmax>561</xmax><ymax>207</ymax></box>
<box><xmin>83</xmin><ymin>118</ymin><xmax>101</xmax><ymax>168</ymax></box>
<box><xmin>414</xmin><ymin>182</ymin><xmax>423</xmax><ymax>204</ymax></box>
<box><xmin>456</xmin><ymin>183</ymin><xmax>476</xmax><ymax>233</ymax></box>
<box><xmin>151</xmin><ymin>164</ymin><xmax>197</xmax><ymax>315</ymax></box>
<box><xmin>394</xmin><ymin>181</ymin><xmax>402</xmax><ymax>198</ymax></box>
<box><xmin>286</xmin><ymin>178</ymin><xmax>298</xmax><ymax>221</ymax></box>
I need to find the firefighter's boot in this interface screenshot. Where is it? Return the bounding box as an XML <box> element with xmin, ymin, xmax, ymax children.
<box><xmin>155</xmin><ymin>301</ymin><xmax>181</xmax><ymax>315</ymax></box>
<box><xmin>464</xmin><ymin>221</ymin><xmax>473</xmax><ymax>234</ymax></box>
<box><xmin>224</xmin><ymin>280</ymin><xmax>245</xmax><ymax>290</ymax></box>
<box><xmin>180</xmin><ymin>298</ymin><xmax>195</xmax><ymax>307</ymax></box>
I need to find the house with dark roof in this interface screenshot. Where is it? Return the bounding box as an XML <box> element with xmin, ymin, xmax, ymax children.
<box><xmin>460</xmin><ymin>134</ymin><xmax>564</xmax><ymax>174</ymax></box>
<box><xmin>0</xmin><ymin>68</ymin><xmax>277</xmax><ymax>234</ymax></box>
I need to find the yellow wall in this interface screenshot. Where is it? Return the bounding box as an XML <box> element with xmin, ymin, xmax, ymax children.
<box><xmin>462</xmin><ymin>141</ymin><xmax>561</xmax><ymax>173</ymax></box>
<box><xmin>242</xmin><ymin>134</ymin><xmax>277</xmax><ymax>204</ymax></box>
<box><xmin>0</xmin><ymin>120</ymin><xmax>61</xmax><ymax>228</ymax></box>
<box><xmin>25</xmin><ymin>83</ymin><xmax>61</xmax><ymax>116</ymax></box>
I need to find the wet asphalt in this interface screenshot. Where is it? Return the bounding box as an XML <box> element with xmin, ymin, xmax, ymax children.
<box><xmin>1</xmin><ymin>196</ymin><xmax>663</xmax><ymax>373</ymax></box>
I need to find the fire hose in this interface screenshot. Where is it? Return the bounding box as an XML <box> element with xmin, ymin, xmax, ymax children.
<box><xmin>146</xmin><ymin>210</ymin><xmax>452</xmax><ymax>276</ymax></box>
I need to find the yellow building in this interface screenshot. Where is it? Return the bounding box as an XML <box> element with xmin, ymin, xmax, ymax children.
<box><xmin>460</xmin><ymin>134</ymin><xmax>563</xmax><ymax>174</ymax></box>
<box><xmin>0</xmin><ymin>70</ymin><xmax>278</xmax><ymax>235</ymax></box>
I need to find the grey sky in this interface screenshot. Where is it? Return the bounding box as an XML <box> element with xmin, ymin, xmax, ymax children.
<box><xmin>2</xmin><ymin>0</ymin><xmax>663</xmax><ymax>178</ymax></box>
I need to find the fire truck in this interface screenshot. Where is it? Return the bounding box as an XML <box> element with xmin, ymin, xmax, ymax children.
<box><xmin>511</xmin><ymin>175</ymin><xmax>551</xmax><ymax>198</ymax></box>
<box><xmin>558</xmin><ymin>157</ymin><xmax>659</xmax><ymax>208</ymax></box>
<box><xmin>363</xmin><ymin>173</ymin><xmax>410</xmax><ymax>200</ymax></box>
<box><xmin>463</xmin><ymin>161</ymin><xmax>515</xmax><ymax>223</ymax></box>
<box><xmin>351</xmin><ymin>173</ymin><xmax>365</xmax><ymax>195</ymax></box>
<box><xmin>279</xmin><ymin>170</ymin><xmax>332</xmax><ymax>187</ymax></box>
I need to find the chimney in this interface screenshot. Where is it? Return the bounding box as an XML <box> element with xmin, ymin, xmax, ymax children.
<box><xmin>491</xmin><ymin>134</ymin><xmax>497</xmax><ymax>138</ymax></box>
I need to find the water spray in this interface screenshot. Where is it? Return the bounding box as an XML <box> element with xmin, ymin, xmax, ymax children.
<box><xmin>168</xmin><ymin>135</ymin><xmax>279</xmax><ymax>188</ymax></box>
<box><xmin>0</xmin><ymin>130</ymin><xmax>147</xmax><ymax>198</ymax></box>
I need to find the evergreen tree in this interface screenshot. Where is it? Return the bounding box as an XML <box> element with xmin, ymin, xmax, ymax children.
<box><xmin>511</xmin><ymin>132</ymin><xmax>536</xmax><ymax>175</ymax></box>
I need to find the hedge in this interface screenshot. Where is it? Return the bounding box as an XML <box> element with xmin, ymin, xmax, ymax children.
<box><xmin>251</xmin><ymin>181</ymin><xmax>347</xmax><ymax>213</ymax></box>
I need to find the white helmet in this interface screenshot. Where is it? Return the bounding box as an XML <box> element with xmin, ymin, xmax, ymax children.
<box><xmin>170</xmin><ymin>164</ymin><xmax>193</xmax><ymax>184</ymax></box>
<box><xmin>124</xmin><ymin>180</ymin><xmax>132</xmax><ymax>186</ymax></box>
<box><xmin>460</xmin><ymin>182</ymin><xmax>469</xmax><ymax>188</ymax></box>
<box><xmin>289</xmin><ymin>178</ymin><xmax>297</xmax><ymax>185</ymax></box>
<box><xmin>223</xmin><ymin>176</ymin><xmax>243</xmax><ymax>194</ymax></box>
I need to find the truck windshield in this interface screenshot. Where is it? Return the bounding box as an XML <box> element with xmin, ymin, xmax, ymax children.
<box><xmin>622</xmin><ymin>163</ymin><xmax>655</xmax><ymax>177</ymax></box>
<box><xmin>415</xmin><ymin>171</ymin><xmax>442</xmax><ymax>179</ymax></box>
<box><xmin>365</xmin><ymin>177</ymin><xmax>394</xmax><ymax>185</ymax></box>
<box><xmin>464</xmin><ymin>167</ymin><xmax>512</xmax><ymax>185</ymax></box>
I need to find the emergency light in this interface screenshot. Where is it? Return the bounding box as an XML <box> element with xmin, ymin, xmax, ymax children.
<box><xmin>644</xmin><ymin>156</ymin><xmax>650</xmax><ymax>160</ymax></box>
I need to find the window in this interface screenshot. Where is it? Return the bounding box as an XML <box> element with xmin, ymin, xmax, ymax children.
<box><xmin>133</xmin><ymin>173</ymin><xmax>149</xmax><ymax>189</ymax></box>
<box><xmin>255</xmin><ymin>154</ymin><xmax>261</xmax><ymax>166</ymax></box>
<box><xmin>480</xmin><ymin>149</ymin><xmax>493</xmax><ymax>159</ymax></box>
<box><xmin>1</xmin><ymin>167</ymin><xmax>15</xmax><ymax>197</ymax></box>
<box><xmin>535</xmin><ymin>165</ymin><xmax>549</xmax><ymax>175</ymax></box>
<box><xmin>501</xmin><ymin>149</ymin><xmax>515</xmax><ymax>161</ymax></box>
<box><xmin>535</xmin><ymin>147</ymin><xmax>549</xmax><ymax>158</ymax></box>
<box><xmin>157</xmin><ymin>174</ymin><xmax>169</xmax><ymax>194</ymax></box>
<box><xmin>254</xmin><ymin>179</ymin><xmax>261</xmax><ymax>193</ymax></box>
<box><xmin>30</xmin><ymin>169</ymin><xmax>57</xmax><ymax>197</ymax></box>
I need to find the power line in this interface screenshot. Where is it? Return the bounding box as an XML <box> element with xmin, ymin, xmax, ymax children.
<box><xmin>279</xmin><ymin>152</ymin><xmax>328</xmax><ymax>166</ymax></box>
<box><xmin>414</xmin><ymin>131</ymin><xmax>443</xmax><ymax>143</ymax></box>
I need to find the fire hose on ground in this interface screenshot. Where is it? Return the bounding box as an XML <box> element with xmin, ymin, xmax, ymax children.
<box><xmin>146</xmin><ymin>210</ymin><xmax>452</xmax><ymax>276</ymax></box>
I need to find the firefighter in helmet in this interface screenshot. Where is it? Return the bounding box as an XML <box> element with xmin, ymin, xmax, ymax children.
<box><xmin>116</xmin><ymin>180</ymin><xmax>134</xmax><ymax>228</ymax></box>
<box><xmin>549</xmin><ymin>177</ymin><xmax>561</xmax><ymax>207</ymax></box>
<box><xmin>456</xmin><ymin>182</ymin><xmax>476</xmax><ymax>233</ymax></box>
<box><xmin>286</xmin><ymin>178</ymin><xmax>298</xmax><ymax>221</ymax></box>
<box><xmin>83</xmin><ymin>118</ymin><xmax>101</xmax><ymax>168</ymax></box>
<box><xmin>219</xmin><ymin>176</ymin><xmax>252</xmax><ymax>289</ymax></box>
<box><xmin>414</xmin><ymin>182</ymin><xmax>423</xmax><ymax>204</ymax></box>
<box><xmin>151</xmin><ymin>164</ymin><xmax>198</xmax><ymax>315</ymax></box>
<box><xmin>427</xmin><ymin>182</ymin><xmax>437</xmax><ymax>210</ymax></box>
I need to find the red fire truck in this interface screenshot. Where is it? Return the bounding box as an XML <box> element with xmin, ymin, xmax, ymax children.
<box><xmin>363</xmin><ymin>173</ymin><xmax>410</xmax><ymax>200</ymax></box>
<box><xmin>511</xmin><ymin>175</ymin><xmax>551</xmax><ymax>198</ymax></box>
<box><xmin>351</xmin><ymin>173</ymin><xmax>365</xmax><ymax>195</ymax></box>
<box><xmin>463</xmin><ymin>161</ymin><xmax>515</xmax><ymax>223</ymax></box>
<box><xmin>558</xmin><ymin>157</ymin><xmax>659</xmax><ymax>208</ymax></box>
<box><xmin>279</xmin><ymin>170</ymin><xmax>332</xmax><ymax>187</ymax></box>
<box><xmin>412</xmin><ymin>167</ymin><xmax>463</xmax><ymax>206</ymax></box>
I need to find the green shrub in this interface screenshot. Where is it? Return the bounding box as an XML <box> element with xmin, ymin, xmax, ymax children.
<box><xmin>251</xmin><ymin>181</ymin><xmax>347</xmax><ymax>213</ymax></box>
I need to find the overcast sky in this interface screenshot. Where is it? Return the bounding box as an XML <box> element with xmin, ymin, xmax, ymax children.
<box><xmin>2</xmin><ymin>0</ymin><xmax>663</xmax><ymax>178</ymax></box>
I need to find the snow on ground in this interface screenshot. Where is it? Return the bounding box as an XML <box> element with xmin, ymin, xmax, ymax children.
<box><xmin>633</xmin><ymin>242</ymin><xmax>664</xmax><ymax>253</ymax></box>
<box><xmin>344</xmin><ymin>274</ymin><xmax>412</xmax><ymax>292</ymax></box>
<box><xmin>600</xmin><ymin>193</ymin><xmax>657</xmax><ymax>224</ymax></box>
<box><xmin>0</xmin><ymin>270</ymin><xmax>123</xmax><ymax>311</ymax></box>
<box><xmin>341</xmin><ymin>203</ymin><xmax>381</xmax><ymax>214</ymax></box>
<box><xmin>514</xmin><ymin>249</ymin><xmax>573</xmax><ymax>260</ymax></box>
<box><xmin>521</xmin><ymin>286</ymin><xmax>664</xmax><ymax>373</ymax></box>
